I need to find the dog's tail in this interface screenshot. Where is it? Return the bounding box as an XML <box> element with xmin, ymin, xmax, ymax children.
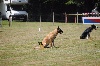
<box><xmin>38</xmin><ymin>42</ymin><xmax>44</xmax><ymax>49</ymax></box>
<box><xmin>34</xmin><ymin>42</ymin><xmax>43</xmax><ymax>50</ymax></box>
<box><xmin>38</xmin><ymin>42</ymin><xmax>43</xmax><ymax>45</ymax></box>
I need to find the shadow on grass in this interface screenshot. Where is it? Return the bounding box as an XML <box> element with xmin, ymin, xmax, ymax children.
<box><xmin>0</xmin><ymin>31</ymin><xmax>3</xmax><ymax>32</ymax></box>
<box><xmin>45</xmin><ymin>46</ymin><xmax>59</xmax><ymax>48</ymax></box>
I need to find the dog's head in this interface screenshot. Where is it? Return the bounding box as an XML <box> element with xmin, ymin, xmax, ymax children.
<box><xmin>91</xmin><ymin>24</ymin><xmax>98</xmax><ymax>30</ymax></box>
<box><xmin>57</xmin><ymin>26</ymin><xmax>63</xmax><ymax>34</ymax></box>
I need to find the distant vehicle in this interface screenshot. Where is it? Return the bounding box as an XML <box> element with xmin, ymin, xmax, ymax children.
<box><xmin>0</xmin><ymin>0</ymin><xmax>28</xmax><ymax>21</ymax></box>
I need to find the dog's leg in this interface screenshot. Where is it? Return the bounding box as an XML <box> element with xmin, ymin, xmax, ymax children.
<box><xmin>88</xmin><ymin>33</ymin><xmax>90</xmax><ymax>38</ymax></box>
<box><xmin>50</xmin><ymin>42</ymin><xmax>53</xmax><ymax>48</ymax></box>
<box><xmin>52</xmin><ymin>40</ymin><xmax>55</xmax><ymax>47</ymax></box>
<box><xmin>44</xmin><ymin>43</ymin><xmax>49</xmax><ymax>48</ymax></box>
<box><xmin>89</xmin><ymin>33</ymin><xmax>91</xmax><ymax>40</ymax></box>
<box><xmin>86</xmin><ymin>35</ymin><xmax>88</xmax><ymax>39</ymax></box>
<box><xmin>89</xmin><ymin>33</ymin><xmax>93</xmax><ymax>40</ymax></box>
<box><xmin>88</xmin><ymin>33</ymin><xmax>92</xmax><ymax>40</ymax></box>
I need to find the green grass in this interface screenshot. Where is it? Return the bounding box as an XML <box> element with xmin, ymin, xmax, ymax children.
<box><xmin>0</xmin><ymin>21</ymin><xmax>100</xmax><ymax>66</ymax></box>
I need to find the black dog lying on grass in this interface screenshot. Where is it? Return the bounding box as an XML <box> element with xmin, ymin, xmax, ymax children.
<box><xmin>80</xmin><ymin>24</ymin><xmax>98</xmax><ymax>39</ymax></box>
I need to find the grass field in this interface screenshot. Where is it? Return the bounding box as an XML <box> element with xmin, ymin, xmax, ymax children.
<box><xmin>0</xmin><ymin>21</ymin><xmax>100</xmax><ymax>66</ymax></box>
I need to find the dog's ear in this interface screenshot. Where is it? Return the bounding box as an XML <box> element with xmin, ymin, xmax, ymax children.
<box><xmin>91</xmin><ymin>24</ymin><xmax>95</xmax><ymax>26</ymax></box>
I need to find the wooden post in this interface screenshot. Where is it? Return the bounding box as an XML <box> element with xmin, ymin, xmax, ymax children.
<box><xmin>75</xmin><ymin>16</ymin><xmax>76</xmax><ymax>23</ymax></box>
<box><xmin>9</xmin><ymin>0</ymin><xmax>12</xmax><ymax>27</ymax></box>
<box><xmin>0</xmin><ymin>18</ymin><xmax>2</xmax><ymax>27</ymax></box>
<box><xmin>9</xmin><ymin>15</ymin><xmax>12</xmax><ymax>27</ymax></box>
<box><xmin>40</xmin><ymin>15</ymin><xmax>41</xmax><ymax>23</ymax></box>
<box><xmin>77</xmin><ymin>12</ymin><xmax>78</xmax><ymax>23</ymax></box>
<box><xmin>53</xmin><ymin>12</ymin><xmax>54</xmax><ymax>25</ymax></box>
<box><xmin>0</xmin><ymin>12</ymin><xmax>2</xmax><ymax>27</ymax></box>
<box><xmin>65</xmin><ymin>12</ymin><xmax>67</xmax><ymax>23</ymax></box>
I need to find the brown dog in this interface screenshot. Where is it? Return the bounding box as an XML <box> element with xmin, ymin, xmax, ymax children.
<box><xmin>38</xmin><ymin>26</ymin><xmax>63</xmax><ymax>48</ymax></box>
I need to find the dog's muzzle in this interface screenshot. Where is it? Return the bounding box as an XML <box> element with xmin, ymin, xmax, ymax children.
<box><xmin>95</xmin><ymin>26</ymin><xmax>98</xmax><ymax>30</ymax></box>
<box><xmin>60</xmin><ymin>31</ymin><xmax>63</xmax><ymax>34</ymax></box>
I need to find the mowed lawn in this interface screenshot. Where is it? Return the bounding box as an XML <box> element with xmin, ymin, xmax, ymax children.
<box><xmin>0</xmin><ymin>21</ymin><xmax>100</xmax><ymax>66</ymax></box>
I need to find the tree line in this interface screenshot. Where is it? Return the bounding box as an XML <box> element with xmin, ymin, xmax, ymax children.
<box><xmin>27</xmin><ymin>0</ymin><xmax>100</xmax><ymax>21</ymax></box>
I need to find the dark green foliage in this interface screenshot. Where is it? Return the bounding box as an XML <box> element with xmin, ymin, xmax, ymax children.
<box><xmin>27</xmin><ymin>0</ymin><xmax>100</xmax><ymax>21</ymax></box>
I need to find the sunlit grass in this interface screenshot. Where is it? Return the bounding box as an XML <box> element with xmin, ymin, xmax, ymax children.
<box><xmin>0</xmin><ymin>21</ymin><xmax>100</xmax><ymax>66</ymax></box>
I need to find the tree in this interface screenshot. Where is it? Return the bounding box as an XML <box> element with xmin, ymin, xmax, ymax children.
<box><xmin>28</xmin><ymin>0</ymin><xmax>100</xmax><ymax>21</ymax></box>
<box><xmin>65</xmin><ymin>0</ymin><xmax>100</xmax><ymax>12</ymax></box>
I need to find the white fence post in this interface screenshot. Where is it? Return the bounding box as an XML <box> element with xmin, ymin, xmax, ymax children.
<box><xmin>39</xmin><ymin>15</ymin><xmax>41</xmax><ymax>32</ymax></box>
